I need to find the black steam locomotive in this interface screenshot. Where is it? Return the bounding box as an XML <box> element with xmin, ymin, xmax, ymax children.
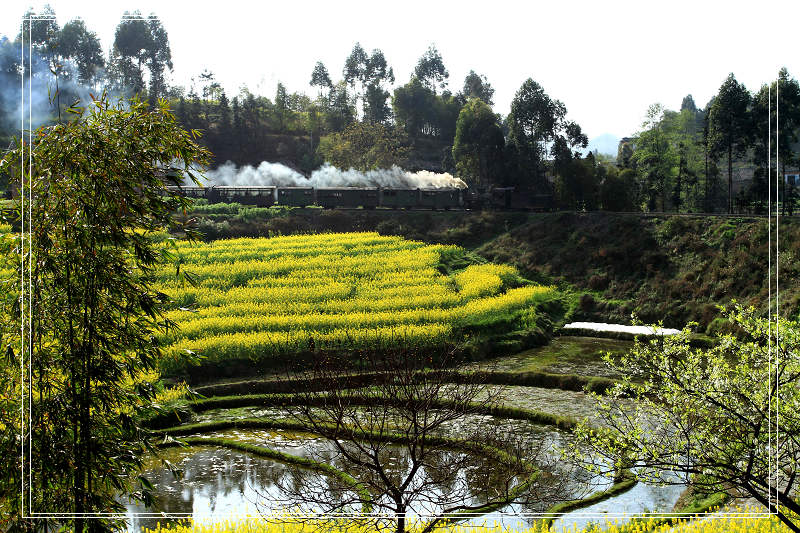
<box><xmin>166</xmin><ymin>185</ymin><xmax>554</xmax><ymax>211</ymax></box>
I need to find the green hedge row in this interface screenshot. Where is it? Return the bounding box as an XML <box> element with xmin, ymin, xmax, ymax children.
<box><xmin>144</xmin><ymin>392</ymin><xmax>581</xmax><ymax>432</ymax></box>
<box><xmin>191</xmin><ymin>369</ymin><xmax>616</xmax><ymax>400</ymax></box>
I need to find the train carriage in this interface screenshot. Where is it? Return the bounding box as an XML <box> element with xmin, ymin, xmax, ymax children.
<box><xmin>417</xmin><ymin>188</ymin><xmax>461</xmax><ymax>210</ymax></box>
<box><xmin>277</xmin><ymin>187</ymin><xmax>315</xmax><ymax>207</ymax></box>
<box><xmin>380</xmin><ymin>188</ymin><xmax>419</xmax><ymax>209</ymax></box>
<box><xmin>167</xmin><ymin>186</ymin><xmax>207</xmax><ymax>200</ymax></box>
<box><xmin>164</xmin><ymin>181</ymin><xmax>558</xmax><ymax>211</ymax></box>
<box><xmin>208</xmin><ymin>186</ymin><xmax>276</xmax><ymax>207</ymax></box>
<box><xmin>316</xmin><ymin>187</ymin><xmax>379</xmax><ymax>209</ymax></box>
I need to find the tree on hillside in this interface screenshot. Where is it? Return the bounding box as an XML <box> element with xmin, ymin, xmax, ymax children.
<box><xmin>18</xmin><ymin>5</ymin><xmax>60</xmax><ymax>69</ymax></box>
<box><xmin>317</xmin><ymin>121</ymin><xmax>409</xmax><ymax>170</ymax></box>
<box><xmin>393</xmin><ymin>77</ymin><xmax>437</xmax><ymax>139</ymax></box>
<box><xmin>342</xmin><ymin>44</ymin><xmax>395</xmax><ymax>122</ymax></box>
<box><xmin>268</xmin><ymin>349</ymin><xmax>569</xmax><ymax>533</ymax></box>
<box><xmin>680</xmin><ymin>94</ymin><xmax>697</xmax><ymax>114</ymax></box>
<box><xmin>217</xmin><ymin>89</ymin><xmax>231</xmax><ymax>138</ymax></box>
<box><xmin>392</xmin><ymin>81</ymin><xmax>461</xmax><ymax>142</ymax></box>
<box><xmin>746</xmin><ymin>71</ymin><xmax>800</xmax><ymax>214</ymax></box>
<box><xmin>507</xmin><ymin>79</ymin><xmax>555</xmax><ymax>188</ymax></box>
<box><xmin>507</xmin><ymin>78</ymin><xmax>586</xmax><ymax>192</ymax></box>
<box><xmin>700</xmin><ymin>99</ymin><xmax>725</xmax><ymax>212</ymax></box>
<box><xmin>343</xmin><ymin>42</ymin><xmax>370</xmax><ymax>118</ymax></box>
<box><xmin>708</xmin><ymin>73</ymin><xmax>751</xmax><ymax>213</ymax></box>
<box><xmin>573</xmin><ymin>306</ymin><xmax>800</xmax><ymax>532</ymax></box>
<box><xmin>452</xmin><ymin>98</ymin><xmax>505</xmax><ymax>188</ymax></box>
<box><xmin>601</xmin><ymin>167</ymin><xmax>638</xmax><ymax>211</ymax></box>
<box><xmin>414</xmin><ymin>44</ymin><xmax>449</xmax><ymax>93</ymax></box>
<box><xmin>109</xmin><ymin>12</ymin><xmax>172</xmax><ymax>102</ymax></box>
<box><xmin>0</xmin><ymin>95</ymin><xmax>210</xmax><ymax>531</ymax></box>
<box><xmin>432</xmin><ymin>90</ymin><xmax>463</xmax><ymax>144</ymax></box>
<box><xmin>616</xmin><ymin>138</ymin><xmax>636</xmax><ymax>170</ymax></box>
<box><xmin>672</xmin><ymin>103</ymin><xmax>703</xmax><ymax>211</ymax></box>
<box><xmin>145</xmin><ymin>16</ymin><xmax>173</xmax><ymax>107</ymax></box>
<box><xmin>344</xmin><ymin>42</ymin><xmax>369</xmax><ymax>90</ymax></box>
<box><xmin>552</xmin><ymin>121</ymin><xmax>590</xmax><ymax>204</ymax></box>
<box><xmin>310</xmin><ymin>60</ymin><xmax>333</xmax><ymax>100</ymax></box>
<box><xmin>275</xmin><ymin>82</ymin><xmax>289</xmax><ymax>132</ymax></box>
<box><xmin>554</xmin><ymin>150</ymin><xmax>599</xmax><ymax>211</ymax></box>
<box><xmin>633</xmin><ymin>103</ymin><xmax>677</xmax><ymax>211</ymax></box>
<box><xmin>58</xmin><ymin>18</ymin><xmax>105</xmax><ymax>87</ymax></box>
<box><xmin>461</xmin><ymin>70</ymin><xmax>495</xmax><ymax>107</ymax></box>
<box><xmin>109</xmin><ymin>12</ymin><xmax>153</xmax><ymax>95</ymax></box>
<box><xmin>773</xmin><ymin>69</ymin><xmax>800</xmax><ymax>214</ymax></box>
<box><xmin>326</xmin><ymin>81</ymin><xmax>357</xmax><ymax>132</ymax></box>
<box><xmin>671</xmin><ymin>140</ymin><xmax>697</xmax><ymax>212</ymax></box>
<box><xmin>364</xmin><ymin>82</ymin><xmax>392</xmax><ymax>124</ymax></box>
<box><xmin>0</xmin><ymin>37</ymin><xmax>21</xmax><ymax>144</ymax></box>
<box><xmin>362</xmin><ymin>49</ymin><xmax>395</xmax><ymax>124</ymax></box>
<box><xmin>16</xmin><ymin>5</ymin><xmax>65</xmax><ymax>114</ymax></box>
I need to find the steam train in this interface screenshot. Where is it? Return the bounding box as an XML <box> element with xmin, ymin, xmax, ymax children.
<box><xmin>166</xmin><ymin>185</ymin><xmax>554</xmax><ymax>211</ymax></box>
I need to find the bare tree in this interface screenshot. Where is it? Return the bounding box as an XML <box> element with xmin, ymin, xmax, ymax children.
<box><xmin>253</xmin><ymin>347</ymin><xmax>576</xmax><ymax>533</ymax></box>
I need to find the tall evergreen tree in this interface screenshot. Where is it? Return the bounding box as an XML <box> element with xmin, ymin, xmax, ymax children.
<box><xmin>633</xmin><ymin>103</ymin><xmax>677</xmax><ymax>212</ymax></box>
<box><xmin>414</xmin><ymin>45</ymin><xmax>448</xmax><ymax>93</ymax></box>
<box><xmin>110</xmin><ymin>12</ymin><xmax>153</xmax><ymax>95</ymax></box>
<box><xmin>708</xmin><ymin>73</ymin><xmax>751</xmax><ymax>213</ymax></box>
<box><xmin>310</xmin><ymin>60</ymin><xmax>333</xmax><ymax>100</ymax></box>
<box><xmin>452</xmin><ymin>98</ymin><xmax>504</xmax><ymax>187</ymax></box>
<box><xmin>146</xmin><ymin>16</ymin><xmax>172</xmax><ymax>107</ymax></box>
<box><xmin>507</xmin><ymin>78</ymin><xmax>584</xmax><ymax>191</ymax></box>
<box><xmin>774</xmin><ymin>69</ymin><xmax>800</xmax><ymax>214</ymax></box>
<box><xmin>58</xmin><ymin>19</ymin><xmax>105</xmax><ymax>86</ymax></box>
<box><xmin>461</xmin><ymin>70</ymin><xmax>495</xmax><ymax>107</ymax></box>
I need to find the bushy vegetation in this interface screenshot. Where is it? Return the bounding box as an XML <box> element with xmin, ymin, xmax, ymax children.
<box><xmin>574</xmin><ymin>306</ymin><xmax>800</xmax><ymax>531</ymax></box>
<box><xmin>478</xmin><ymin>213</ymin><xmax>800</xmax><ymax>328</ymax></box>
<box><xmin>155</xmin><ymin>232</ymin><xmax>554</xmax><ymax>376</ymax></box>
<box><xmin>0</xmin><ymin>96</ymin><xmax>210</xmax><ymax>530</ymax></box>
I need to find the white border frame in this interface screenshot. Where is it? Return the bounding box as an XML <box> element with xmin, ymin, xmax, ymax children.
<box><xmin>16</xmin><ymin>14</ymin><xmax>783</xmax><ymax>528</ymax></box>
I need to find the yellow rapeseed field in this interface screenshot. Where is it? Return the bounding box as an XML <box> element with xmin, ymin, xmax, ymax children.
<box><xmin>154</xmin><ymin>232</ymin><xmax>553</xmax><ymax>373</ymax></box>
<box><xmin>142</xmin><ymin>505</ymin><xmax>794</xmax><ymax>533</ymax></box>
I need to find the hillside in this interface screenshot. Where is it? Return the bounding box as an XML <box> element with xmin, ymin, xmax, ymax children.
<box><xmin>184</xmin><ymin>206</ymin><xmax>800</xmax><ymax>330</ymax></box>
<box><xmin>477</xmin><ymin>213</ymin><xmax>799</xmax><ymax>329</ymax></box>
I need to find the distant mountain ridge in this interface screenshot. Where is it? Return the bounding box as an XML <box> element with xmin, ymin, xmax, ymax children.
<box><xmin>585</xmin><ymin>133</ymin><xmax>620</xmax><ymax>157</ymax></box>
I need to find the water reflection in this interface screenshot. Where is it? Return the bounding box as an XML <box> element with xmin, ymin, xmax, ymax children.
<box><xmin>123</xmin><ymin>426</ymin><xmax>596</xmax><ymax>532</ymax></box>
<box><xmin>124</xmin><ymin>446</ymin><xmax>288</xmax><ymax>532</ymax></box>
<box><xmin>550</xmin><ymin>481</ymin><xmax>685</xmax><ymax>532</ymax></box>
<box><xmin>126</xmin><ymin>399</ymin><xmax>680</xmax><ymax>533</ymax></box>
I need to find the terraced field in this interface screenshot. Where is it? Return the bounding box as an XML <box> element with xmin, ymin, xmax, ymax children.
<box><xmin>155</xmin><ymin>232</ymin><xmax>553</xmax><ymax>374</ymax></box>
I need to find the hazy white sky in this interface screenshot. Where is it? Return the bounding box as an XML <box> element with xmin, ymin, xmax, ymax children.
<box><xmin>3</xmin><ymin>0</ymin><xmax>799</xmax><ymax>140</ymax></box>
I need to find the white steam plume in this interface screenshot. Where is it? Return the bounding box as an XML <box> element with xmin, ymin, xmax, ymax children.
<box><xmin>201</xmin><ymin>161</ymin><xmax>467</xmax><ymax>189</ymax></box>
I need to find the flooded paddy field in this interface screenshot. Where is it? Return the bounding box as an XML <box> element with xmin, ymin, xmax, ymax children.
<box><xmin>464</xmin><ymin>336</ymin><xmax>631</xmax><ymax>378</ymax></box>
<box><xmin>129</xmin><ymin>333</ymin><xmax>691</xmax><ymax>532</ymax></box>
<box><xmin>123</xmin><ymin>429</ymin><xmax>598</xmax><ymax>532</ymax></box>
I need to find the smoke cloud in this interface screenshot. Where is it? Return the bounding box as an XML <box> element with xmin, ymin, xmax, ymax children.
<box><xmin>0</xmin><ymin>36</ymin><xmax>117</xmax><ymax>138</ymax></box>
<box><xmin>202</xmin><ymin>161</ymin><xmax>468</xmax><ymax>189</ymax></box>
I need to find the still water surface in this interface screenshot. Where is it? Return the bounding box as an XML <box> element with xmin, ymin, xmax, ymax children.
<box><xmin>126</xmin><ymin>336</ymin><xmax>687</xmax><ymax>532</ymax></box>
